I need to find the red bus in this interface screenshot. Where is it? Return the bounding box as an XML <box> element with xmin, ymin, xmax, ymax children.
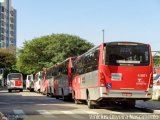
<box><xmin>40</xmin><ymin>69</ymin><xmax>48</xmax><ymax>95</ymax></box>
<box><xmin>72</xmin><ymin>42</ymin><xmax>153</xmax><ymax>108</ymax></box>
<box><xmin>46</xmin><ymin>57</ymin><xmax>76</xmax><ymax>100</ymax></box>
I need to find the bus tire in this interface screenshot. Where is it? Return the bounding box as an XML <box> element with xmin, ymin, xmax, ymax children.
<box><xmin>87</xmin><ymin>92</ymin><xmax>95</xmax><ymax>109</ymax></box>
<box><xmin>8</xmin><ymin>89</ymin><xmax>12</xmax><ymax>93</ymax></box>
<box><xmin>38</xmin><ymin>89</ymin><xmax>40</xmax><ymax>93</ymax></box>
<box><xmin>46</xmin><ymin>93</ymin><xmax>50</xmax><ymax>97</ymax></box>
<box><xmin>62</xmin><ymin>89</ymin><xmax>68</xmax><ymax>101</ymax></box>
<box><xmin>50</xmin><ymin>93</ymin><xmax>54</xmax><ymax>98</ymax></box>
<box><xmin>30</xmin><ymin>89</ymin><xmax>34</xmax><ymax>92</ymax></box>
<box><xmin>56</xmin><ymin>96</ymin><xmax>59</xmax><ymax>99</ymax></box>
<box><xmin>74</xmin><ymin>99</ymin><xmax>81</xmax><ymax>104</ymax></box>
<box><xmin>20</xmin><ymin>89</ymin><xmax>23</xmax><ymax>92</ymax></box>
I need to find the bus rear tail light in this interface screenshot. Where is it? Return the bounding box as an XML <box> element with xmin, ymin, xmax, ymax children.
<box><xmin>100</xmin><ymin>71</ymin><xmax>106</xmax><ymax>87</ymax></box>
<box><xmin>147</xmin><ymin>93</ymin><xmax>151</xmax><ymax>96</ymax></box>
<box><xmin>149</xmin><ymin>74</ymin><xmax>153</xmax><ymax>88</ymax></box>
<box><xmin>102</xmin><ymin>92</ymin><xmax>108</xmax><ymax>95</ymax></box>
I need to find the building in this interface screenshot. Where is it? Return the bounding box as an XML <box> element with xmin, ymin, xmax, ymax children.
<box><xmin>0</xmin><ymin>0</ymin><xmax>16</xmax><ymax>52</ymax></box>
<box><xmin>0</xmin><ymin>0</ymin><xmax>16</xmax><ymax>86</ymax></box>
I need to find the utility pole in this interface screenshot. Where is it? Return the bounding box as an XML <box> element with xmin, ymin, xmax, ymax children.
<box><xmin>102</xmin><ymin>29</ymin><xmax>105</xmax><ymax>43</ymax></box>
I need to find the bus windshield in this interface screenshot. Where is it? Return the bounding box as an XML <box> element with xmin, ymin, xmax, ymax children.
<box><xmin>8</xmin><ymin>73</ymin><xmax>22</xmax><ymax>80</ymax></box>
<box><xmin>28</xmin><ymin>75</ymin><xmax>32</xmax><ymax>81</ymax></box>
<box><xmin>106</xmin><ymin>44</ymin><xmax>150</xmax><ymax>66</ymax></box>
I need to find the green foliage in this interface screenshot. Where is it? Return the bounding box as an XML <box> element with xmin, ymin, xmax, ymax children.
<box><xmin>16</xmin><ymin>34</ymin><xmax>94</xmax><ymax>74</ymax></box>
<box><xmin>153</xmin><ymin>55</ymin><xmax>160</xmax><ymax>67</ymax></box>
<box><xmin>0</xmin><ymin>49</ymin><xmax>17</xmax><ymax>79</ymax></box>
<box><xmin>0</xmin><ymin>49</ymin><xmax>16</xmax><ymax>68</ymax></box>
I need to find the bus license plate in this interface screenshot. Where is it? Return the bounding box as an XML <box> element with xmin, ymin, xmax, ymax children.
<box><xmin>122</xmin><ymin>93</ymin><xmax>132</xmax><ymax>96</ymax></box>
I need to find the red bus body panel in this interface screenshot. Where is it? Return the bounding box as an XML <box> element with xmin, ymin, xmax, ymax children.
<box><xmin>99</xmin><ymin>65</ymin><xmax>152</xmax><ymax>90</ymax></box>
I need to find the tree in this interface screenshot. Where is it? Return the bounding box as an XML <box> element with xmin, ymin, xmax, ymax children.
<box><xmin>0</xmin><ymin>49</ymin><xmax>16</xmax><ymax>69</ymax></box>
<box><xmin>16</xmin><ymin>34</ymin><xmax>94</xmax><ymax>74</ymax></box>
<box><xmin>152</xmin><ymin>51</ymin><xmax>160</xmax><ymax>67</ymax></box>
<box><xmin>0</xmin><ymin>49</ymin><xmax>17</xmax><ymax>79</ymax></box>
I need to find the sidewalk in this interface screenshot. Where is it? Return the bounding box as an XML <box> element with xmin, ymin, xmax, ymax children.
<box><xmin>0</xmin><ymin>87</ymin><xmax>8</xmax><ymax>120</ymax></box>
<box><xmin>0</xmin><ymin>86</ymin><xmax>7</xmax><ymax>91</ymax></box>
<box><xmin>136</xmin><ymin>100</ymin><xmax>160</xmax><ymax>114</ymax></box>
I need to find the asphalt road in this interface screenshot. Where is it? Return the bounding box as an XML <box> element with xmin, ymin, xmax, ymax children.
<box><xmin>0</xmin><ymin>90</ymin><xmax>156</xmax><ymax>120</ymax></box>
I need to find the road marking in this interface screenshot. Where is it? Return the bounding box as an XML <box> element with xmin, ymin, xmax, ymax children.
<box><xmin>13</xmin><ymin>110</ymin><xmax>25</xmax><ymax>115</ymax></box>
<box><xmin>61</xmin><ymin>111</ymin><xmax>85</xmax><ymax>119</ymax></box>
<box><xmin>61</xmin><ymin>111</ymin><xmax>73</xmax><ymax>114</ymax></box>
<box><xmin>37</xmin><ymin>110</ymin><xmax>55</xmax><ymax>118</ymax></box>
<box><xmin>110</xmin><ymin>111</ymin><xmax>123</xmax><ymax>114</ymax></box>
<box><xmin>15</xmin><ymin>102</ymin><xmax>35</xmax><ymax>104</ymax></box>
<box><xmin>0</xmin><ymin>102</ymin><xmax>9</xmax><ymax>105</ymax></box>
<box><xmin>84</xmin><ymin>111</ymin><xmax>99</xmax><ymax>114</ymax></box>
<box><xmin>13</xmin><ymin>109</ymin><xmax>27</xmax><ymax>118</ymax></box>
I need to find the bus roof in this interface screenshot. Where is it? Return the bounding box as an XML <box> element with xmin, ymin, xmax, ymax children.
<box><xmin>77</xmin><ymin>41</ymin><xmax>150</xmax><ymax>59</ymax></box>
<box><xmin>105</xmin><ymin>41</ymin><xmax>149</xmax><ymax>46</ymax></box>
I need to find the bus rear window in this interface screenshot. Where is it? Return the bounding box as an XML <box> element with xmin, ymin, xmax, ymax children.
<box><xmin>8</xmin><ymin>74</ymin><xmax>21</xmax><ymax>80</ymax></box>
<box><xmin>106</xmin><ymin>45</ymin><xmax>150</xmax><ymax>66</ymax></box>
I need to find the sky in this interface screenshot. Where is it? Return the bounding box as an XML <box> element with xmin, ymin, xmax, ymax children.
<box><xmin>10</xmin><ymin>0</ymin><xmax>160</xmax><ymax>51</ymax></box>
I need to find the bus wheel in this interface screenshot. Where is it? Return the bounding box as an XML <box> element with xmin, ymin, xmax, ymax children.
<box><xmin>62</xmin><ymin>90</ymin><xmax>68</xmax><ymax>101</ymax></box>
<box><xmin>20</xmin><ymin>89</ymin><xmax>23</xmax><ymax>92</ymax></box>
<box><xmin>56</xmin><ymin>96</ymin><xmax>59</xmax><ymax>99</ymax></box>
<box><xmin>46</xmin><ymin>93</ymin><xmax>50</xmax><ymax>97</ymax></box>
<box><xmin>50</xmin><ymin>93</ymin><xmax>54</xmax><ymax>98</ymax></box>
<box><xmin>74</xmin><ymin>99</ymin><xmax>81</xmax><ymax>104</ymax></box>
<box><xmin>87</xmin><ymin>93</ymin><xmax>95</xmax><ymax>109</ymax></box>
<box><xmin>8</xmin><ymin>89</ymin><xmax>12</xmax><ymax>93</ymax></box>
<box><xmin>30</xmin><ymin>89</ymin><xmax>34</xmax><ymax>92</ymax></box>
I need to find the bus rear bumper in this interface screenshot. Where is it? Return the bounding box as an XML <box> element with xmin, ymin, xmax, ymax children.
<box><xmin>8</xmin><ymin>87</ymin><xmax>23</xmax><ymax>90</ymax></box>
<box><xmin>98</xmin><ymin>88</ymin><xmax>152</xmax><ymax>101</ymax></box>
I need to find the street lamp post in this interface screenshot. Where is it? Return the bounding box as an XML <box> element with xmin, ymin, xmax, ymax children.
<box><xmin>102</xmin><ymin>29</ymin><xmax>105</xmax><ymax>43</ymax></box>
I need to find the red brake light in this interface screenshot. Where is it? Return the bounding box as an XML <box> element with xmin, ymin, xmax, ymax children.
<box><xmin>149</xmin><ymin>74</ymin><xmax>153</xmax><ymax>88</ymax></box>
<box><xmin>100</xmin><ymin>71</ymin><xmax>106</xmax><ymax>87</ymax></box>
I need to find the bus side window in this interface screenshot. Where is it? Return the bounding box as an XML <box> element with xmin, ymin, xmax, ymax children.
<box><xmin>83</xmin><ymin>49</ymin><xmax>99</xmax><ymax>73</ymax></box>
<box><xmin>92</xmin><ymin>49</ymin><xmax>100</xmax><ymax>70</ymax></box>
<box><xmin>76</xmin><ymin>58</ymin><xmax>83</xmax><ymax>74</ymax></box>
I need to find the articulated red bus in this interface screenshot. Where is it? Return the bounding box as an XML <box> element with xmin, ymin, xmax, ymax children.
<box><xmin>72</xmin><ymin>42</ymin><xmax>153</xmax><ymax>108</ymax></box>
<box><xmin>46</xmin><ymin>57</ymin><xmax>76</xmax><ymax>100</ymax></box>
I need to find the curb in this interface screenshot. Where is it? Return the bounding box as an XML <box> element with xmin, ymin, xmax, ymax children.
<box><xmin>153</xmin><ymin>110</ymin><xmax>160</xmax><ymax>114</ymax></box>
<box><xmin>0</xmin><ymin>87</ymin><xmax>7</xmax><ymax>91</ymax></box>
<box><xmin>136</xmin><ymin>106</ymin><xmax>160</xmax><ymax>114</ymax></box>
